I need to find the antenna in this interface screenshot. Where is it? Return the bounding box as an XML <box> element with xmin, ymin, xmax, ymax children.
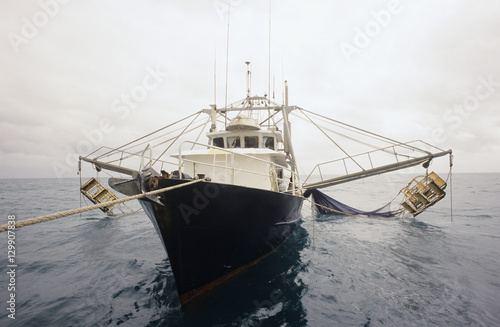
<box><xmin>268</xmin><ymin>0</ymin><xmax>272</xmax><ymax>102</ymax></box>
<box><xmin>224</xmin><ymin>0</ymin><xmax>232</xmax><ymax>127</ymax></box>
<box><xmin>245</xmin><ymin>61</ymin><xmax>251</xmax><ymax>98</ymax></box>
<box><xmin>211</xmin><ymin>47</ymin><xmax>217</xmax><ymax>132</ymax></box>
<box><xmin>285</xmin><ymin>80</ymin><xmax>289</xmax><ymax>107</ymax></box>
<box><xmin>273</xmin><ymin>75</ymin><xmax>275</xmax><ymax>102</ymax></box>
<box><xmin>213</xmin><ymin>47</ymin><xmax>217</xmax><ymax>107</ymax></box>
<box><xmin>281</xmin><ymin>59</ymin><xmax>284</xmax><ymax>105</ymax></box>
<box><xmin>269</xmin><ymin>75</ymin><xmax>275</xmax><ymax>127</ymax></box>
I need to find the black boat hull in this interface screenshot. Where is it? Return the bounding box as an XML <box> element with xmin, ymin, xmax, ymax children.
<box><xmin>139</xmin><ymin>178</ymin><xmax>303</xmax><ymax>305</ymax></box>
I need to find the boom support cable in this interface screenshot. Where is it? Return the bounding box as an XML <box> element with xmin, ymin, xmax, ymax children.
<box><xmin>297</xmin><ymin>107</ymin><xmax>433</xmax><ymax>155</ymax></box>
<box><xmin>152</xmin><ymin>111</ymin><xmax>203</xmax><ymax>166</ymax></box>
<box><xmin>98</xmin><ymin>120</ymin><xmax>209</xmax><ymax>165</ymax></box>
<box><xmin>296</xmin><ymin>107</ymin><xmax>365</xmax><ymax>171</ymax></box>
<box><xmin>291</xmin><ymin>112</ymin><xmax>417</xmax><ymax>158</ymax></box>
<box><xmin>90</xmin><ymin>111</ymin><xmax>202</xmax><ymax>160</ymax></box>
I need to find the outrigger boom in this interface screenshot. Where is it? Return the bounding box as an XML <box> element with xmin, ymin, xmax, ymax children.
<box><xmin>79</xmin><ymin>156</ymin><xmax>138</xmax><ymax>176</ymax></box>
<box><xmin>303</xmin><ymin>149</ymin><xmax>452</xmax><ymax>189</ymax></box>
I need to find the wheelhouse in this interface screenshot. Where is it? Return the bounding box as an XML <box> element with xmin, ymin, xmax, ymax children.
<box><xmin>207</xmin><ymin>123</ymin><xmax>284</xmax><ymax>151</ymax></box>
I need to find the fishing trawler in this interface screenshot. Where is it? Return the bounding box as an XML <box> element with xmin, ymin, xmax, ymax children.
<box><xmin>78</xmin><ymin>63</ymin><xmax>452</xmax><ymax>305</ymax></box>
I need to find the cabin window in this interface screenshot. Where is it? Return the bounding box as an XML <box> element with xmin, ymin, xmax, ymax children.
<box><xmin>244</xmin><ymin>136</ymin><xmax>259</xmax><ymax>148</ymax></box>
<box><xmin>263</xmin><ymin>136</ymin><xmax>275</xmax><ymax>150</ymax></box>
<box><xmin>227</xmin><ymin>136</ymin><xmax>240</xmax><ymax>148</ymax></box>
<box><xmin>213</xmin><ymin>137</ymin><xmax>224</xmax><ymax>148</ymax></box>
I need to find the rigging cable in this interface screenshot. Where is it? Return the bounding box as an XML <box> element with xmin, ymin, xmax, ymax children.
<box><xmin>449</xmin><ymin>154</ymin><xmax>454</xmax><ymax>222</ymax></box>
<box><xmin>102</xmin><ymin>120</ymin><xmax>209</xmax><ymax>166</ymax></box>
<box><xmin>117</xmin><ymin>116</ymin><xmax>210</xmax><ymax>155</ymax></box>
<box><xmin>298</xmin><ymin>107</ymin><xmax>433</xmax><ymax>155</ymax></box>
<box><xmin>192</xmin><ymin>117</ymin><xmax>212</xmax><ymax>149</ymax></box>
<box><xmin>152</xmin><ymin>111</ymin><xmax>203</xmax><ymax>166</ymax></box>
<box><xmin>296</xmin><ymin>108</ymin><xmax>365</xmax><ymax>171</ymax></box>
<box><xmin>79</xmin><ymin>158</ymin><xmax>82</xmax><ymax>218</ymax></box>
<box><xmin>443</xmin><ymin>153</ymin><xmax>454</xmax><ymax>222</ymax></box>
<box><xmin>89</xmin><ymin>111</ymin><xmax>202</xmax><ymax>160</ymax></box>
<box><xmin>291</xmin><ymin>112</ymin><xmax>418</xmax><ymax>158</ymax></box>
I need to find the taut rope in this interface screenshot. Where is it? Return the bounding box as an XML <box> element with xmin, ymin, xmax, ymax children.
<box><xmin>0</xmin><ymin>179</ymin><xmax>204</xmax><ymax>233</ymax></box>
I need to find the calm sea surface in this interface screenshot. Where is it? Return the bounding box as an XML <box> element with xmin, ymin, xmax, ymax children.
<box><xmin>1</xmin><ymin>173</ymin><xmax>499</xmax><ymax>326</ymax></box>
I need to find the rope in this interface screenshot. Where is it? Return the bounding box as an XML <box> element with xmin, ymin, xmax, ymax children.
<box><xmin>449</xmin><ymin>154</ymin><xmax>454</xmax><ymax>222</ymax></box>
<box><xmin>301</xmin><ymin>195</ymin><xmax>403</xmax><ymax>220</ymax></box>
<box><xmin>442</xmin><ymin>153</ymin><xmax>454</xmax><ymax>222</ymax></box>
<box><xmin>312</xmin><ymin>203</ymin><xmax>315</xmax><ymax>246</ymax></box>
<box><xmin>0</xmin><ymin>179</ymin><xmax>205</xmax><ymax>233</ymax></box>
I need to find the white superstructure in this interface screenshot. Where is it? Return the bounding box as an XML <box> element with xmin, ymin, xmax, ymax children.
<box><xmin>174</xmin><ymin>115</ymin><xmax>293</xmax><ymax>191</ymax></box>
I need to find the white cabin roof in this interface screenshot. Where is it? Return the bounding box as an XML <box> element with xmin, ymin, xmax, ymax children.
<box><xmin>226</xmin><ymin>115</ymin><xmax>261</xmax><ymax>131</ymax></box>
<box><xmin>172</xmin><ymin>148</ymin><xmax>288</xmax><ymax>167</ymax></box>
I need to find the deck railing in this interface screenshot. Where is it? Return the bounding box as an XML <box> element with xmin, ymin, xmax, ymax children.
<box><xmin>302</xmin><ymin>140</ymin><xmax>445</xmax><ymax>187</ymax></box>
<box><xmin>178</xmin><ymin>141</ymin><xmax>302</xmax><ymax>195</ymax></box>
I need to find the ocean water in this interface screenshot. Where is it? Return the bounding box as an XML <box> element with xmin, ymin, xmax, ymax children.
<box><xmin>1</xmin><ymin>173</ymin><xmax>499</xmax><ymax>326</ymax></box>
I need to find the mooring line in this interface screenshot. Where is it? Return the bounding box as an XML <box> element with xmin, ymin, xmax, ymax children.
<box><xmin>0</xmin><ymin>179</ymin><xmax>205</xmax><ymax>233</ymax></box>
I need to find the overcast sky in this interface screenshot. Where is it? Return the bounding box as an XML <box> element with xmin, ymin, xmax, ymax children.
<box><xmin>1</xmin><ymin>0</ymin><xmax>499</xmax><ymax>179</ymax></box>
